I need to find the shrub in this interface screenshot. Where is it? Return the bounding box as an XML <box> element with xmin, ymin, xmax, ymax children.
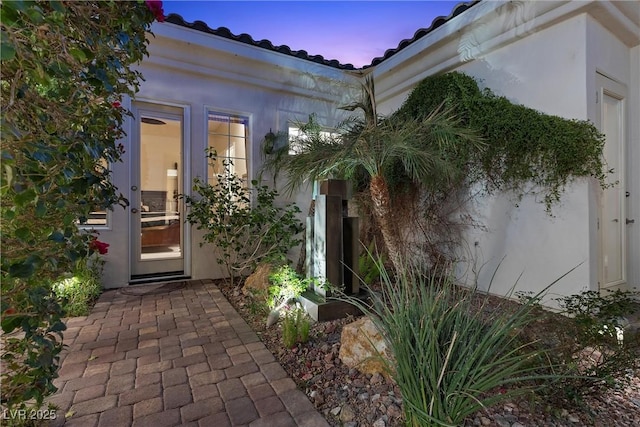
<box><xmin>264</xmin><ymin>264</ymin><xmax>311</xmax><ymax>328</ymax></box>
<box><xmin>358</xmin><ymin>241</ymin><xmax>383</xmax><ymax>285</ymax></box>
<box><xmin>268</xmin><ymin>265</ymin><xmax>309</xmax><ymax>310</ymax></box>
<box><xmin>341</xmin><ymin>260</ymin><xmax>557</xmax><ymax>426</ymax></box>
<box><xmin>184</xmin><ymin>153</ymin><xmax>304</xmax><ymax>285</ymax></box>
<box><xmin>53</xmin><ymin>259</ymin><xmax>103</xmax><ymax>317</ymax></box>
<box><xmin>1</xmin><ymin>0</ymin><xmax>161</xmax><ymax>411</ymax></box>
<box><xmin>281</xmin><ymin>306</ymin><xmax>311</xmax><ymax>349</ymax></box>
<box><xmin>522</xmin><ymin>289</ymin><xmax>640</xmax><ymax>403</ymax></box>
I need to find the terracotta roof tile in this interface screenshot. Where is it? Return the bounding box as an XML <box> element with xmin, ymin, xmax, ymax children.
<box><xmin>164</xmin><ymin>1</ymin><xmax>478</xmax><ymax>71</ymax></box>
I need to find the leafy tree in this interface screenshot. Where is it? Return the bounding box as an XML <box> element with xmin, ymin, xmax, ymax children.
<box><xmin>183</xmin><ymin>153</ymin><xmax>304</xmax><ymax>286</ymax></box>
<box><xmin>262</xmin><ymin>72</ymin><xmax>609</xmax><ymax>273</ymax></box>
<box><xmin>1</xmin><ymin>0</ymin><xmax>163</xmax><ymax>410</ymax></box>
<box><xmin>262</xmin><ymin>77</ymin><xmax>482</xmax><ymax>273</ymax></box>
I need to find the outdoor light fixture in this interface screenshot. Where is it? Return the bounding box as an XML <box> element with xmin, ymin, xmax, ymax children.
<box><xmin>263</xmin><ymin>128</ymin><xmax>276</xmax><ymax>154</ymax></box>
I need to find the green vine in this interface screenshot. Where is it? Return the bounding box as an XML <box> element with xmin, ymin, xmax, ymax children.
<box><xmin>393</xmin><ymin>71</ymin><xmax>609</xmax><ymax>210</ymax></box>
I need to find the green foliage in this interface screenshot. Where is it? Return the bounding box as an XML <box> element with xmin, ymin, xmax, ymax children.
<box><xmin>524</xmin><ymin>289</ymin><xmax>640</xmax><ymax>402</ymax></box>
<box><xmin>52</xmin><ymin>259</ymin><xmax>103</xmax><ymax>317</ymax></box>
<box><xmin>0</xmin><ymin>285</ymin><xmax>66</xmax><ymax>410</ymax></box>
<box><xmin>340</xmin><ymin>260</ymin><xmax>559</xmax><ymax>426</ymax></box>
<box><xmin>394</xmin><ymin>71</ymin><xmax>609</xmax><ymax>210</ymax></box>
<box><xmin>261</xmin><ymin>77</ymin><xmax>482</xmax><ymax>273</ymax></box>
<box><xmin>558</xmin><ymin>289</ymin><xmax>637</xmax><ymax>339</ymax></box>
<box><xmin>1</xmin><ymin>0</ymin><xmax>160</xmax><ymax>411</ymax></box>
<box><xmin>281</xmin><ymin>306</ymin><xmax>311</xmax><ymax>349</ymax></box>
<box><xmin>184</xmin><ymin>153</ymin><xmax>304</xmax><ymax>285</ymax></box>
<box><xmin>358</xmin><ymin>241</ymin><xmax>383</xmax><ymax>285</ymax></box>
<box><xmin>267</xmin><ymin>264</ymin><xmax>309</xmax><ymax>310</ymax></box>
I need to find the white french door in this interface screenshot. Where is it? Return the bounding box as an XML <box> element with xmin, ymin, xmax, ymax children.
<box><xmin>596</xmin><ymin>73</ymin><xmax>629</xmax><ymax>292</ymax></box>
<box><xmin>130</xmin><ymin>102</ymin><xmax>187</xmax><ymax>279</ymax></box>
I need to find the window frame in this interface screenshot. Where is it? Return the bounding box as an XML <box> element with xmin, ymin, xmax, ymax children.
<box><xmin>206</xmin><ymin>109</ymin><xmax>251</xmax><ymax>186</ymax></box>
<box><xmin>77</xmin><ymin>158</ymin><xmax>112</xmax><ymax>230</ymax></box>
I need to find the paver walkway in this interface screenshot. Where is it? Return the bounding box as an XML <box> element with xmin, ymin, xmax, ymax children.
<box><xmin>47</xmin><ymin>279</ymin><xmax>329</xmax><ymax>427</ymax></box>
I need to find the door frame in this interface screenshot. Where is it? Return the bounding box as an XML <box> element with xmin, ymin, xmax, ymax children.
<box><xmin>595</xmin><ymin>72</ymin><xmax>629</xmax><ymax>292</ymax></box>
<box><xmin>129</xmin><ymin>99</ymin><xmax>191</xmax><ymax>282</ymax></box>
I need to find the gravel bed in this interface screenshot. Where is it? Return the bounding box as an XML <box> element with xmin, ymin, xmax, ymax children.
<box><xmin>219</xmin><ymin>281</ymin><xmax>640</xmax><ymax>427</ymax></box>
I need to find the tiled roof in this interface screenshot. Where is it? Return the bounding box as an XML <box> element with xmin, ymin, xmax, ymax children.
<box><xmin>164</xmin><ymin>1</ymin><xmax>479</xmax><ymax>71</ymax></box>
<box><xmin>366</xmin><ymin>1</ymin><xmax>480</xmax><ymax>68</ymax></box>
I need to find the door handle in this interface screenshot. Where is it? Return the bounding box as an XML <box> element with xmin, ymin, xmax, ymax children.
<box><xmin>627</xmin><ymin>218</ymin><xmax>635</xmax><ymax>224</ymax></box>
<box><xmin>131</xmin><ymin>208</ymin><xmax>139</xmax><ymax>214</ymax></box>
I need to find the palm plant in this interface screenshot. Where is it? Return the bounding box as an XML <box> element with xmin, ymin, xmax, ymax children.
<box><xmin>263</xmin><ymin>76</ymin><xmax>482</xmax><ymax>273</ymax></box>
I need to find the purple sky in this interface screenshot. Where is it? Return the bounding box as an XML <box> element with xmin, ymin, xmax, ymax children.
<box><xmin>163</xmin><ymin>1</ymin><xmax>463</xmax><ymax>67</ymax></box>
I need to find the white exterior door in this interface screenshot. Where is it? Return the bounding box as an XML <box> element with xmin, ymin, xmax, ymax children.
<box><xmin>130</xmin><ymin>102</ymin><xmax>187</xmax><ymax>280</ymax></box>
<box><xmin>596</xmin><ymin>73</ymin><xmax>628</xmax><ymax>292</ymax></box>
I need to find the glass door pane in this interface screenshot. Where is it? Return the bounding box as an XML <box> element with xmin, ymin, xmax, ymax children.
<box><xmin>131</xmin><ymin>106</ymin><xmax>185</xmax><ymax>278</ymax></box>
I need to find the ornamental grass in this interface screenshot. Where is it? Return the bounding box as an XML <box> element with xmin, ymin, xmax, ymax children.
<box><xmin>341</xmin><ymin>260</ymin><xmax>564</xmax><ymax>426</ymax></box>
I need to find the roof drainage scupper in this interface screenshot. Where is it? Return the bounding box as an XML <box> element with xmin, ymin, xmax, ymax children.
<box><xmin>164</xmin><ymin>1</ymin><xmax>478</xmax><ymax>71</ymax></box>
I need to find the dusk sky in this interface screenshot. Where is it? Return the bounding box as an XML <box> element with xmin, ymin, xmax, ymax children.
<box><xmin>163</xmin><ymin>1</ymin><xmax>463</xmax><ymax>67</ymax></box>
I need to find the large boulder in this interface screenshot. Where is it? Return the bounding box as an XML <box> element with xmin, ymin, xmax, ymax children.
<box><xmin>242</xmin><ymin>263</ymin><xmax>272</xmax><ymax>297</ymax></box>
<box><xmin>339</xmin><ymin>316</ymin><xmax>393</xmax><ymax>376</ymax></box>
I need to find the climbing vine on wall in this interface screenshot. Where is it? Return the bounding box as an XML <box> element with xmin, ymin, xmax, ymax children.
<box><xmin>393</xmin><ymin>71</ymin><xmax>609</xmax><ymax>210</ymax></box>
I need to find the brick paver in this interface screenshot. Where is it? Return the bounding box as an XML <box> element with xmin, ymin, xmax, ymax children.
<box><xmin>47</xmin><ymin>279</ymin><xmax>329</xmax><ymax>426</ymax></box>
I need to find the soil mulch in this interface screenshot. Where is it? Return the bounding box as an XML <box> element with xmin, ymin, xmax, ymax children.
<box><xmin>218</xmin><ymin>280</ymin><xmax>640</xmax><ymax>427</ymax></box>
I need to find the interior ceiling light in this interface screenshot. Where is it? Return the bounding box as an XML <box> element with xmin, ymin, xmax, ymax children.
<box><xmin>141</xmin><ymin>117</ymin><xmax>166</xmax><ymax>125</ymax></box>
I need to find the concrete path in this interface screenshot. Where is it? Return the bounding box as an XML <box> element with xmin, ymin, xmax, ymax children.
<box><xmin>47</xmin><ymin>279</ymin><xmax>329</xmax><ymax>427</ymax></box>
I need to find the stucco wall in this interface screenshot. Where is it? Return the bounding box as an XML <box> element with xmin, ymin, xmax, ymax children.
<box><xmin>454</xmin><ymin>14</ymin><xmax>591</xmax><ymax>306</ymax></box>
<box><xmin>374</xmin><ymin>5</ymin><xmax>638</xmax><ymax>306</ymax></box>
<box><xmin>97</xmin><ymin>1</ymin><xmax>638</xmax><ymax>296</ymax></box>
<box><xmin>99</xmin><ymin>23</ymin><xmax>358</xmax><ymax>288</ymax></box>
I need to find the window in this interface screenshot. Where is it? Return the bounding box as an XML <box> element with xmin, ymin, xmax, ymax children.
<box><xmin>288</xmin><ymin>125</ymin><xmax>337</xmax><ymax>155</ymax></box>
<box><xmin>78</xmin><ymin>158</ymin><xmax>110</xmax><ymax>228</ymax></box>
<box><xmin>207</xmin><ymin>111</ymin><xmax>248</xmax><ymax>184</ymax></box>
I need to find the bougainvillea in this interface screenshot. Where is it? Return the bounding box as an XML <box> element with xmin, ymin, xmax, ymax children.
<box><xmin>1</xmin><ymin>0</ymin><xmax>163</xmax><ymax>411</ymax></box>
<box><xmin>89</xmin><ymin>238</ymin><xmax>110</xmax><ymax>255</ymax></box>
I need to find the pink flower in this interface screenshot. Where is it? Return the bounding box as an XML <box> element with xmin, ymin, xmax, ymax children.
<box><xmin>112</xmin><ymin>100</ymin><xmax>121</xmax><ymax>108</ymax></box>
<box><xmin>145</xmin><ymin>0</ymin><xmax>165</xmax><ymax>22</ymax></box>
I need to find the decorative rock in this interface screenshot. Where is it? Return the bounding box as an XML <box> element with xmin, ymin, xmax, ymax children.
<box><xmin>358</xmin><ymin>392</ymin><xmax>369</xmax><ymax>401</ymax></box>
<box><xmin>387</xmin><ymin>404</ymin><xmax>401</xmax><ymax>418</ymax></box>
<box><xmin>370</xmin><ymin>372</ymin><xmax>383</xmax><ymax>385</ymax></box>
<box><xmin>493</xmin><ymin>415</ymin><xmax>511</xmax><ymax>427</ymax></box>
<box><xmin>340</xmin><ymin>404</ymin><xmax>356</xmax><ymax>422</ymax></box>
<box><xmin>373</xmin><ymin>418</ymin><xmax>386</xmax><ymax>427</ymax></box>
<box><xmin>266</xmin><ymin>309</ymin><xmax>280</xmax><ymax>327</ymax></box>
<box><xmin>480</xmin><ymin>416</ymin><xmax>491</xmax><ymax>426</ymax></box>
<box><xmin>339</xmin><ymin>316</ymin><xmax>392</xmax><ymax>375</ymax></box>
<box><xmin>242</xmin><ymin>263</ymin><xmax>272</xmax><ymax>296</ymax></box>
<box><xmin>330</xmin><ymin>406</ymin><xmax>341</xmax><ymax>416</ymax></box>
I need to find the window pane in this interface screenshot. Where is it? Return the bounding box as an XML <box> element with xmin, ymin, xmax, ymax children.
<box><xmin>78</xmin><ymin>159</ymin><xmax>109</xmax><ymax>227</ymax></box>
<box><xmin>288</xmin><ymin>125</ymin><xmax>336</xmax><ymax>155</ymax></box>
<box><xmin>207</xmin><ymin>111</ymin><xmax>248</xmax><ymax>184</ymax></box>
